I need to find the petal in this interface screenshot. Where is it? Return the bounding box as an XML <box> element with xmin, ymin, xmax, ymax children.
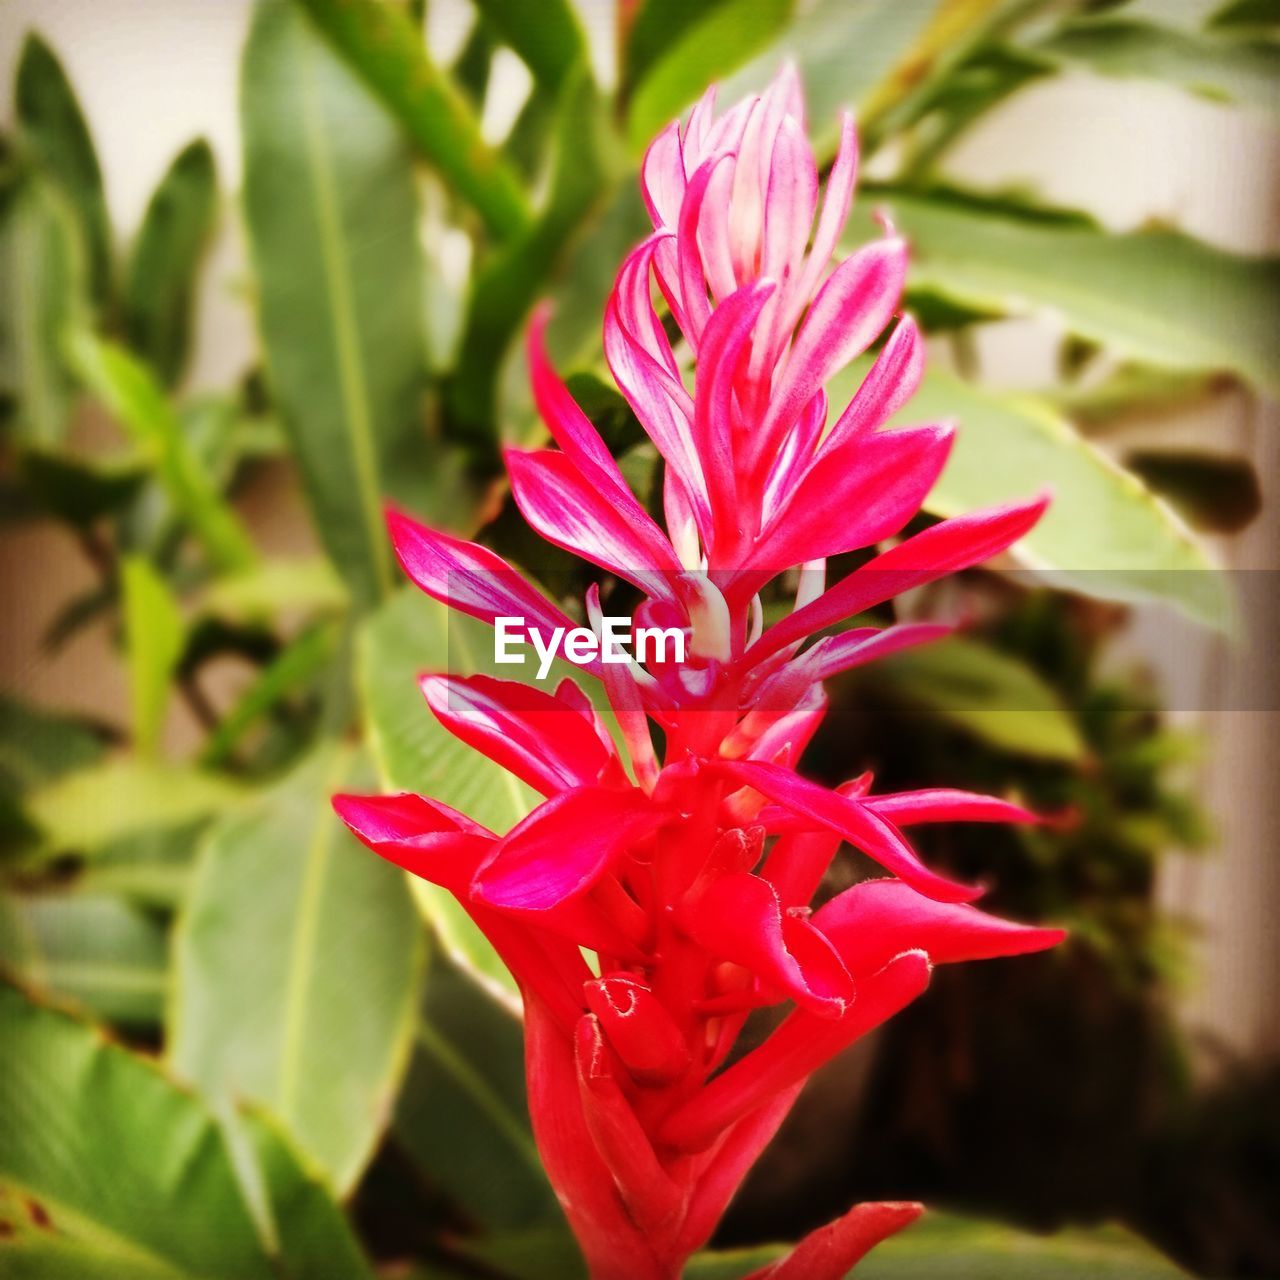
<box><xmin>386</xmin><ymin>506</ymin><xmax>578</xmax><ymax>642</ymax></box>
<box><xmin>584</xmin><ymin>975</ymin><xmax>691</xmax><ymax>1085</ymax></box>
<box><xmin>754</xmin><ymin>237</ymin><xmax>907</xmax><ymax>465</ymax></box>
<box><xmin>657</xmin><ymin>950</ymin><xmax>932</xmax><ymax>1151</ymax></box>
<box><xmin>715</xmin><ymin>759</ymin><xmax>980</xmax><ymax>903</ymax></box>
<box><xmin>760</xmin><ymin>829</ymin><xmax>842</xmax><ymax>910</ymax></box>
<box><xmin>867</xmin><ymin>788</ymin><xmax>1040</xmax><ymax>826</ymax></box>
<box><xmin>790</xmin><ymin>110</ymin><xmax>858</xmax><ymax>310</ymax></box>
<box><xmin>641</xmin><ymin>119</ymin><xmax>685</xmax><ymax>228</ymax></box>
<box><xmin>505</xmin><ymin>448</ymin><xmax>683</xmax><ymax>601</ymax></box>
<box><xmin>806</xmin><ymin>621</ymin><xmax>953</xmax><ymax>681</ymax></box>
<box><xmin>680</xmin><ymin>871</ymin><xmax>854</xmax><ymax>1015</ymax></box>
<box><xmin>747</xmin><ymin>423</ymin><xmax>954</xmax><ymax>575</ymax></box>
<box><xmin>752</xmin><ymin>1202</ymin><xmax>924</xmax><ymax>1280</ymax></box>
<box><xmin>421</xmin><ymin>673</ymin><xmax>619</xmax><ymax>797</ymax></box>
<box><xmin>747</xmin><ymin>492</ymin><xmax>1050</xmax><ymax>663</ymax></box>
<box><xmin>472</xmin><ymin>786</ymin><xmax>664</xmax><ymax>911</ymax></box>
<box><xmin>822</xmin><ymin>314</ymin><xmax>924</xmax><ymax>453</ymax></box>
<box><xmin>814</xmin><ymin>877</ymin><xmax>1066</xmax><ymax>976</ymax></box>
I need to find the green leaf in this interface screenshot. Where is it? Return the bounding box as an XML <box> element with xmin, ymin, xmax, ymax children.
<box><xmin>67</xmin><ymin>333</ymin><xmax>257</xmax><ymax>572</ymax></box>
<box><xmin>449</xmin><ymin>67</ymin><xmax>617</xmax><ymax>448</ymax></box>
<box><xmin>24</xmin><ymin>760</ymin><xmax>244</xmax><ymax>856</ymax></box>
<box><xmin>0</xmin><ymin>696</ymin><xmax>103</xmax><ymax>797</ymax></box>
<box><xmin>0</xmin><ymin>983</ymin><xmax>277</xmax><ymax>1278</ymax></box>
<box><xmin>396</xmin><ymin>948</ymin><xmax>563</xmax><ymax>1232</ymax></box>
<box><xmin>897</xmin><ymin>369</ymin><xmax>1230</xmax><ymax>627</ymax></box>
<box><xmin>241</xmin><ymin>0</ymin><xmax>465</xmax><ymax>610</ymax></box>
<box><xmin>1124</xmin><ymin>449</ymin><xmax>1262</xmax><ymax>533</ymax></box>
<box><xmin>123</xmin><ymin>139</ymin><xmax>219</xmax><ymax>387</ymax></box>
<box><xmin>1209</xmin><ymin>0</ymin><xmax>1280</xmax><ymax>29</ymax></box>
<box><xmin>688</xmin><ymin>1212</ymin><xmax>1187</xmax><ymax>1277</ymax></box>
<box><xmin>626</xmin><ymin>0</ymin><xmax>794</xmax><ymax>152</ymax></box>
<box><xmin>0</xmin><ymin>177</ymin><xmax>83</xmax><ymax>447</ymax></box>
<box><xmin>121</xmin><ymin>557</ymin><xmax>184</xmax><ymax>757</ymax></box>
<box><xmin>359</xmin><ymin>590</ymin><xmax>541</xmax><ymax>1002</ymax></box>
<box><xmin>74</xmin><ymin>821</ymin><xmax>205</xmax><ymax>911</ymax></box>
<box><xmin>862</xmin><ymin>635</ymin><xmax>1088</xmax><ymax>762</ymax></box>
<box><xmin>15</xmin><ymin>34</ymin><xmax>112</xmax><ymax>307</ymax></box>
<box><xmin>169</xmin><ymin>745</ymin><xmax>424</xmax><ymax>1194</ymax></box>
<box><xmin>622</xmin><ymin>0</ymin><xmax>733</xmax><ymax>92</ymax></box>
<box><xmin>0</xmin><ymin>893</ymin><xmax>167</xmax><ymax>1027</ymax></box>
<box><xmin>1037</xmin><ymin>16</ymin><xmax>1280</xmax><ymax>115</ymax></box>
<box><xmin>294</xmin><ymin>0</ymin><xmax>531</xmax><ymax>239</ymax></box>
<box><xmin>852</xmin><ymin>188</ymin><xmax>1280</xmax><ymax>396</ymax></box>
<box><xmin>472</xmin><ymin>0</ymin><xmax>587</xmax><ymax>86</ymax></box>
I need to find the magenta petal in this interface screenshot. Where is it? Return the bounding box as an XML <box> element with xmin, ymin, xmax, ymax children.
<box><xmin>823</xmin><ymin>314</ymin><xmax>924</xmax><ymax>452</ymax></box>
<box><xmin>749</xmin><ymin>423</ymin><xmax>954</xmax><ymax>572</ymax></box>
<box><xmin>715</xmin><ymin>760</ymin><xmax>980</xmax><ymax>903</ymax></box>
<box><xmin>681</xmin><ymin>871</ymin><xmax>854</xmax><ymax>1015</ymax></box>
<box><xmin>421</xmin><ymin>673</ymin><xmax>619</xmax><ymax>797</ymax></box>
<box><xmin>472</xmin><ymin>786</ymin><xmax>663</xmax><ymax>911</ymax></box>
<box><xmin>748</xmin><ymin>492</ymin><xmax>1050</xmax><ymax>662</ymax></box>
<box><xmin>751</xmin><ymin>1201</ymin><xmax>924</xmax><ymax>1280</ymax></box>
<box><xmin>506</xmin><ymin>447</ymin><xmax>682</xmax><ymax>602</ymax></box>
<box><xmin>815</xmin><ymin>877</ymin><xmax>1066</xmax><ymax>977</ymax></box>
<box><xmin>807</xmin><ymin>621</ymin><xmax>953</xmax><ymax>680</ymax></box>
<box><xmin>867</xmin><ymin>788</ymin><xmax>1040</xmax><ymax>826</ymax></box>
<box><xmin>386</xmin><ymin>507</ymin><xmax>578</xmax><ymax>640</ymax></box>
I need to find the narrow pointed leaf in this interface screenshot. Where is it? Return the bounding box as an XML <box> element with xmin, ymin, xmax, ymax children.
<box><xmin>121</xmin><ymin>556</ymin><xmax>184</xmax><ymax>757</ymax></box>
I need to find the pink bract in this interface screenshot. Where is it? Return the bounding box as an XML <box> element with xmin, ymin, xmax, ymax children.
<box><xmin>337</xmin><ymin>66</ymin><xmax>1062</xmax><ymax>1280</ymax></box>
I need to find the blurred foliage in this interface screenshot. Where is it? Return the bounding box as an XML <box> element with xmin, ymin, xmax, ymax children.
<box><xmin>1</xmin><ymin>0</ymin><xmax>1275</xmax><ymax>1275</ymax></box>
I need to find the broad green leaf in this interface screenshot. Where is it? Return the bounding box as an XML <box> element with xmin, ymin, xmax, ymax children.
<box><xmin>294</xmin><ymin>0</ymin><xmax>531</xmax><ymax>239</ymax></box>
<box><xmin>899</xmin><ymin>370</ymin><xmax>1230</xmax><ymax>627</ymax></box>
<box><xmin>1037</xmin><ymin>16</ymin><xmax>1280</xmax><ymax>115</ymax></box>
<box><xmin>1209</xmin><ymin>0</ymin><xmax>1279</xmax><ymax>28</ymax></box>
<box><xmin>121</xmin><ymin>557</ymin><xmax>184</xmax><ymax>757</ymax></box>
<box><xmin>472</xmin><ymin>0</ymin><xmax>587</xmax><ymax>86</ymax></box>
<box><xmin>851</xmin><ymin>188</ymin><xmax>1280</xmax><ymax>396</ymax></box>
<box><xmin>396</xmin><ymin>949</ymin><xmax>563</xmax><ymax>1231</ymax></box>
<box><xmin>623</xmin><ymin>0</ymin><xmax>734</xmax><ymax>92</ymax></box>
<box><xmin>626</xmin><ymin>0</ymin><xmax>794</xmax><ymax>152</ymax></box>
<box><xmin>24</xmin><ymin>760</ymin><xmax>244</xmax><ymax>855</ymax></box>
<box><xmin>1047</xmin><ymin>364</ymin><xmax>1228</xmax><ymax>428</ymax></box>
<box><xmin>449</xmin><ymin>68</ymin><xmax>618</xmax><ymax>448</ymax></box>
<box><xmin>688</xmin><ymin>1211</ymin><xmax>1187</xmax><ymax>1278</ymax></box>
<box><xmin>199</xmin><ymin>556</ymin><xmax>348</xmax><ymax>624</ymax></box>
<box><xmin>360</xmin><ymin>589</ymin><xmax>539</xmax><ymax>1002</ymax></box>
<box><xmin>0</xmin><ymin>893</ymin><xmax>167</xmax><ymax>1026</ymax></box>
<box><xmin>241</xmin><ymin>0</ymin><xmax>466</xmax><ymax>610</ymax></box>
<box><xmin>123</xmin><ymin>139</ymin><xmax>219</xmax><ymax>387</ymax></box>
<box><xmin>169</xmin><ymin>745</ymin><xmax>424</xmax><ymax>1194</ymax></box>
<box><xmin>74</xmin><ymin>820</ymin><xmax>205</xmax><ymax>910</ymax></box>
<box><xmin>67</xmin><ymin>333</ymin><xmax>257</xmax><ymax>571</ymax></box>
<box><xmin>455</xmin><ymin>1225</ymin><xmax>587</xmax><ymax>1280</ymax></box>
<box><xmin>0</xmin><ymin>695</ymin><xmax>103</xmax><ymax>797</ymax></box>
<box><xmin>0</xmin><ymin>982</ymin><xmax>275</xmax><ymax>1278</ymax></box>
<box><xmin>15</xmin><ymin>34</ymin><xmax>112</xmax><ymax>307</ymax></box>
<box><xmin>860</xmin><ymin>635</ymin><xmax>1088</xmax><ymax>761</ymax></box>
<box><xmin>0</xmin><ymin>177</ymin><xmax>83</xmax><ymax>446</ymax></box>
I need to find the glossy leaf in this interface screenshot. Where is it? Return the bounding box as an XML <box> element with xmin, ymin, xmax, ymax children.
<box><xmin>395</xmin><ymin>948</ymin><xmax>562</xmax><ymax>1230</ymax></box>
<box><xmin>853</xmin><ymin>188</ymin><xmax>1280</xmax><ymax>396</ymax></box>
<box><xmin>857</xmin><ymin>635</ymin><xmax>1087</xmax><ymax>762</ymax></box>
<box><xmin>67</xmin><ymin>332</ymin><xmax>257</xmax><ymax>571</ymax></box>
<box><xmin>15</xmin><ymin>34</ymin><xmax>112</xmax><ymax>307</ymax></box>
<box><xmin>121</xmin><ymin>556</ymin><xmax>184</xmax><ymax>757</ymax></box>
<box><xmin>473</xmin><ymin>0</ymin><xmax>587</xmax><ymax>86</ymax></box>
<box><xmin>124</xmin><ymin>139</ymin><xmax>219</xmax><ymax>387</ymax></box>
<box><xmin>0</xmin><ymin>983</ymin><xmax>274</xmax><ymax>1277</ymax></box>
<box><xmin>242</xmin><ymin>0</ymin><xmax>468</xmax><ymax>610</ymax></box>
<box><xmin>0</xmin><ymin>177</ymin><xmax>83</xmax><ymax>446</ymax></box>
<box><xmin>169</xmin><ymin>746</ymin><xmax>424</xmax><ymax>1194</ymax></box>
<box><xmin>0</xmin><ymin>892</ymin><xmax>167</xmax><ymax>1026</ymax></box>
<box><xmin>294</xmin><ymin>0</ymin><xmax>531</xmax><ymax>238</ymax></box>
<box><xmin>626</xmin><ymin>0</ymin><xmax>794</xmax><ymax>151</ymax></box>
<box><xmin>898</xmin><ymin>369</ymin><xmax>1229</xmax><ymax>627</ymax></box>
<box><xmin>1037</xmin><ymin>16</ymin><xmax>1280</xmax><ymax>116</ymax></box>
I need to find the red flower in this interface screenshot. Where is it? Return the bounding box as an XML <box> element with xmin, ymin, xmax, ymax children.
<box><xmin>337</xmin><ymin>66</ymin><xmax>1063</xmax><ymax>1280</ymax></box>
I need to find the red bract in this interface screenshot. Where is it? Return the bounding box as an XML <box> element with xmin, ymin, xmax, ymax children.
<box><xmin>337</xmin><ymin>67</ymin><xmax>1064</xmax><ymax>1280</ymax></box>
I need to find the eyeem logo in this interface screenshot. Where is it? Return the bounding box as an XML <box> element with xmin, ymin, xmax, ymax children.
<box><xmin>495</xmin><ymin>617</ymin><xmax>686</xmax><ymax>680</ymax></box>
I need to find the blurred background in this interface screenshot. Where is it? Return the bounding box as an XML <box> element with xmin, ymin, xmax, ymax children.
<box><xmin>0</xmin><ymin>1</ymin><xmax>1276</xmax><ymax>1277</ymax></box>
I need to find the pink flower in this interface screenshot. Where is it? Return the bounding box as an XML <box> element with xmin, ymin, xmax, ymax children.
<box><xmin>337</xmin><ymin>67</ymin><xmax>1062</xmax><ymax>1280</ymax></box>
